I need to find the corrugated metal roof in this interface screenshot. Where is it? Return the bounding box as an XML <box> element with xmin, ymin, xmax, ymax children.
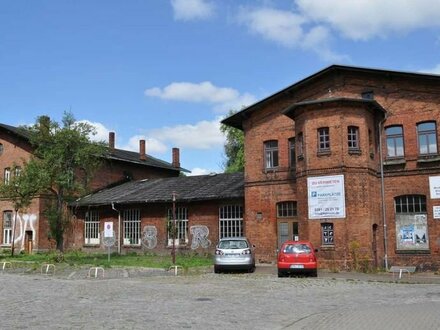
<box><xmin>73</xmin><ymin>172</ymin><xmax>244</xmax><ymax>207</ymax></box>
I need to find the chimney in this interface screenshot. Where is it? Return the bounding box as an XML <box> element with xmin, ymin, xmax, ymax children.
<box><xmin>139</xmin><ymin>139</ymin><xmax>146</xmax><ymax>161</ymax></box>
<box><xmin>172</xmin><ymin>147</ymin><xmax>180</xmax><ymax>168</ymax></box>
<box><xmin>109</xmin><ymin>132</ymin><xmax>115</xmax><ymax>152</ymax></box>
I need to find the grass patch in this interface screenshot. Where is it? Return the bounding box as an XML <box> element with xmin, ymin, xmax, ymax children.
<box><xmin>1</xmin><ymin>250</ymin><xmax>213</xmax><ymax>270</ymax></box>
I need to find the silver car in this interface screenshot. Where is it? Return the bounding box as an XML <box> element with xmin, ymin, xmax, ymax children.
<box><xmin>214</xmin><ymin>237</ymin><xmax>255</xmax><ymax>273</ymax></box>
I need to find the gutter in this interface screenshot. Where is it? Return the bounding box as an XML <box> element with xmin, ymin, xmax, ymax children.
<box><xmin>378</xmin><ymin>115</ymin><xmax>389</xmax><ymax>270</ymax></box>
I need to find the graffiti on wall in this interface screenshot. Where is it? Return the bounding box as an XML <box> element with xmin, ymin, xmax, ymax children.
<box><xmin>12</xmin><ymin>212</ymin><xmax>37</xmax><ymax>252</ymax></box>
<box><xmin>142</xmin><ymin>225</ymin><xmax>157</xmax><ymax>249</ymax></box>
<box><xmin>190</xmin><ymin>225</ymin><xmax>211</xmax><ymax>249</ymax></box>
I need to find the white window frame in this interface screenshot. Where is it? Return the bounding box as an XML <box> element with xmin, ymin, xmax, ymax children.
<box><xmin>318</xmin><ymin>127</ymin><xmax>330</xmax><ymax>152</ymax></box>
<box><xmin>123</xmin><ymin>209</ymin><xmax>141</xmax><ymax>246</ymax></box>
<box><xmin>219</xmin><ymin>205</ymin><xmax>243</xmax><ymax>239</ymax></box>
<box><xmin>3</xmin><ymin>211</ymin><xmax>13</xmax><ymax>246</ymax></box>
<box><xmin>264</xmin><ymin>140</ymin><xmax>279</xmax><ymax>169</ymax></box>
<box><xmin>84</xmin><ymin>210</ymin><xmax>100</xmax><ymax>245</ymax></box>
<box><xmin>4</xmin><ymin>168</ymin><xmax>11</xmax><ymax>185</ymax></box>
<box><xmin>167</xmin><ymin>207</ymin><xmax>188</xmax><ymax>246</ymax></box>
<box><xmin>348</xmin><ymin>126</ymin><xmax>360</xmax><ymax>151</ymax></box>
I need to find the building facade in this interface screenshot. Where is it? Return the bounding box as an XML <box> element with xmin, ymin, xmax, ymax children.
<box><xmin>0</xmin><ymin>125</ymin><xmax>184</xmax><ymax>253</ymax></box>
<box><xmin>223</xmin><ymin>65</ymin><xmax>440</xmax><ymax>270</ymax></box>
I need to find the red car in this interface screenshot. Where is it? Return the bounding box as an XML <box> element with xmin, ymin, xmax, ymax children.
<box><xmin>277</xmin><ymin>240</ymin><xmax>318</xmax><ymax>277</ymax></box>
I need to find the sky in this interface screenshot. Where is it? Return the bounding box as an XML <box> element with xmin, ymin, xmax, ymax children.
<box><xmin>1</xmin><ymin>0</ymin><xmax>440</xmax><ymax>175</ymax></box>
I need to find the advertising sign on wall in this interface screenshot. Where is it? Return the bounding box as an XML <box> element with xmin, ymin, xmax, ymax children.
<box><xmin>395</xmin><ymin>214</ymin><xmax>428</xmax><ymax>250</ymax></box>
<box><xmin>429</xmin><ymin>176</ymin><xmax>440</xmax><ymax>199</ymax></box>
<box><xmin>307</xmin><ymin>175</ymin><xmax>346</xmax><ymax>219</ymax></box>
<box><xmin>434</xmin><ymin>206</ymin><xmax>440</xmax><ymax>219</ymax></box>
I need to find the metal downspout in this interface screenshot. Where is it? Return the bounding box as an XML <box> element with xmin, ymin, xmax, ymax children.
<box><xmin>378</xmin><ymin>116</ymin><xmax>388</xmax><ymax>270</ymax></box>
<box><xmin>112</xmin><ymin>202</ymin><xmax>121</xmax><ymax>254</ymax></box>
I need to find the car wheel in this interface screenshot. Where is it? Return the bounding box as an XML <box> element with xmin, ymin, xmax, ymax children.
<box><xmin>277</xmin><ymin>269</ymin><xmax>285</xmax><ymax>278</ymax></box>
<box><xmin>248</xmin><ymin>264</ymin><xmax>256</xmax><ymax>273</ymax></box>
<box><xmin>310</xmin><ymin>269</ymin><xmax>318</xmax><ymax>277</ymax></box>
<box><xmin>214</xmin><ymin>266</ymin><xmax>221</xmax><ymax>274</ymax></box>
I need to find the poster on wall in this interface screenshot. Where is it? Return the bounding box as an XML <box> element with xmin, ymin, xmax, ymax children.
<box><xmin>307</xmin><ymin>175</ymin><xmax>346</xmax><ymax>219</ymax></box>
<box><xmin>429</xmin><ymin>176</ymin><xmax>440</xmax><ymax>199</ymax></box>
<box><xmin>434</xmin><ymin>206</ymin><xmax>440</xmax><ymax>219</ymax></box>
<box><xmin>395</xmin><ymin>214</ymin><xmax>429</xmax><ymax>250</ymax></box>
<box><xmin>104</xmin><ymin>222</ymin><xmax>114</xmax><ymax>238</ymax></box>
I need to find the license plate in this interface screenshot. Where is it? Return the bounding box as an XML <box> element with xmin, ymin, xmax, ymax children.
<box><xmin>225</xmin><ymin>253</ymin><xmax>240</xmax><ymax>257</ymax></box>
<box><xmin>290</xmin><ymin>264</ymin><xmax>304</xmax><ymax>269</ymax></box>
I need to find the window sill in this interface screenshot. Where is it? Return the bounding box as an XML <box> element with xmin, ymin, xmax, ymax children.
<box><xmin>319</xmin><ymin>245</ymin><xmax>335</xmax><ymax>251</ymax></box>
<box><xmin>317</xmin><ymin>150</ymin><xmax>331</xmax><ymax>156</ymax></box>
<box><xmin>83</xmin><ymin>244</ymin><xmax>101</xmax><ymax>248</ymax></box>
<box><xmin>395</xmin><ymin>249</ymin><xmax>430</xmax><ymax>255</ymax></box>
<box><xmin>417</xmin><ymin>155</ymin><xmax>440</xmax><ymax>163</ymax></box>
<box><xmin>348</xmin><ymin>149</ymin><xmax>361</xmax><ymax>155</ymax></box>
<box><xmin>384</xmin><ymin>158</ymin><xmax>406</xmax><ymax>166</ymax></box>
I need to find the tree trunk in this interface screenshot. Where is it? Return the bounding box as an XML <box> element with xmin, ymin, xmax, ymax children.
<box><xmin>56</xmin><ymin>192</ymin><xmax>64</xmax><ymax>252</ymax></box>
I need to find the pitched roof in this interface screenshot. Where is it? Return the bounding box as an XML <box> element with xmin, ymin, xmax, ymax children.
<box><xmin>0</xmin><ymin>122</ymin><xmax>187</xmax><ymax>173</ymax></box>
<box><xmin>222</xmin><ymin>64</ymin><xmax>440</xmax><ymax>130</ymax></box>
<box><xmin>73</xmin><ymin>172</ymin><xmax>244</xmax><ymax>207</ymax></box>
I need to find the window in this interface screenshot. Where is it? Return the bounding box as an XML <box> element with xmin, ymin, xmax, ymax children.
<box><xmin>219</xmin><ymin>205</ymin><xmax>243</xmax><ymax>239</ymax></box>
<box><xmin>167</xmin><ymin>207</ymin><xmax>188</xmax><ymax>245</ymax></box>
<box><xmin>395</xmin><ymin>195</ymin><xmax>426</xmax><ymax>214</ymax></box>
<box><xmin>321</xmin><ymin>223</ymin><xmax>334</xmax><ymax>245</ymax></box>
<box><xmin>264</xmin><ymin>140</ymin><xmax>279</xmax><ymax>169</ymax></box>
<box><xmin>318</xmin><ymin>127</ymin><xmax>330</xmax><ymax>152</ymax></box>
<box><xmin>4</xmin><ymin>168</ymin><xmax>10</xmax><ymax>184</ymax></box>
<box><xmin>348</xmin><ymin>126</ymin><xmax>360</xmax><ymax>151</ymax></box>
<box><xmin>123</xmin><ymin>209</ymin><xmax>141</xmax><ymax>245</ymax></box>
<box><xmin>84</xmin><ymin>210</ymin><xmax>100</xmax><ymax>245</ymax></box>
<box><xmin>361</xmin><ymin>91</ymin><xmax>374</xmax><ymax>100</ymax></box>
<box><xmin>277</xmin><ymin>201</ymin><xmax>297</xmax><ymax>217</ymax></box>
<box><xmin>14</xmin><ymin>166</ymin><xmax>22</xmax><ymax>177</ymax></box>
<box><xmin>0</xmin><ymin>143</ymin><xmax>3</xmax><ymax>155</ymax></box>
<box><xmin>2</xmin><ymin>211</ymin><xmax>13</xmax><ymax>245</ymax></box>
<box><xmin>288</xmin><ymin>138</ymin><xmax>296</xmax><ymax>169</ymax></box>
<box><xmin>297</xmin><ymin>133</ymin><xmax>304</xmax><ymax>158</ymax></box>
<box><xmin>394</xmin><ymin>195</ymin><xmax>428</xmax><ymax>251</ymax></box>
<box><xmin>417</xmin><ymin>122</ymin><xmax>438</xmax><ymax>155</ymax></box>
<box><xmin>385</xmin><ymin>126</ymin><xmax>404</xmax><ymax>158</ymax></box>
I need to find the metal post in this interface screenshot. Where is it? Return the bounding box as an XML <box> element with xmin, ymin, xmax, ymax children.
<box><xmin>172</xmin><ymin>192</ymin><xmax>176</xmax><ymax>265</ymax></box>
<box><xmin>378</xmin><ymin>117</ymin><xmax>389</xmax><ymax>270</ymax></box>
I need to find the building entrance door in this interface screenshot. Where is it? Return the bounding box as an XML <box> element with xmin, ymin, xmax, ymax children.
<box><xmin>277</xmin><ymin>221</ymin><xmax>299</xmax><ymax>248</ymax></box>
<box><xmin>25</xmin><ymin>231</ymin><xmax>33</xmax><ymax>254</ymax></box>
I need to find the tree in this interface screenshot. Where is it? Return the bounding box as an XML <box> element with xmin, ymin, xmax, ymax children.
<box><xmin>221</xmin><ymin>110</ymin><xmax>245</xmax><ymax>173</ymax></box>
<box><xmin>26</xmin><ymin>112</ymin><xmax>107</xmax><ymax>251</ymax></box>
<box><xmin>0</xmin><ymin>161</ymin><xmax>47</xmax><ymax>256</ymax></box>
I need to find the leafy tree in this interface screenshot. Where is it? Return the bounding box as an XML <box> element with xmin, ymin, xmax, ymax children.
<box><xmin>26</xmin><ymin>112</ymin><xmax>107</xmax><ymax>251</ymax></box>
<box><xmin>221</xmin><ymin>110</ymin><xmax>245</xmax><ymax>173</ymax></box>
<box><xmin>0</xmin><ymin>161</ymin><xmax>48</xmax><ymax>256</ymax></box>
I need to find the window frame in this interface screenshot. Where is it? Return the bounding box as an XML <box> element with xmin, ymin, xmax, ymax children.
<box><xmin>276</xmin><ymin>201</ymin><xmax>298</xmax><ymax>218</ymax></box>
<box><xmin>219</xmin><ymin>205</ymin><xmax>243</xmax><ymax>239</ymax></box>
<box><xmin>167</xmin><ymin>207</ymin><xmax>189</xmax><ymax>246</ymax></box>
<box><xmin>84</xmin><ymin>210</ymin><xmax>100</xmax><ymax>245</ymax></box>
<box><xmin>288</xmin><ymin>137</ymin><xmax>296</xmax><ymax>169</ymax></box>
<box><xmin>264</xmin><ymin>140</ymin><xmax>279</xmax><ymax>169</ymax></box>
<box><xmin>417</xmin><ymin>121</ymin><xmax>438</xmax><ymax>156</ymax></box>
<box><xmin>394</xmin><ymin>195</ymin><xmax>426</xmax><ymax>214</ymax></box>
<box><xmin>4</xmin><ymin>167</ymin><xmax>11</xmax><ymax>185</ymax></box>
<box><xmin>347</xmin><ymin>126</ymin><xmax>360</xmax><ymax>152</ymax></box>
<box><xmin>317</xmin><ymin>127</ymin><xmax>330</xmax><ymax>153</ymax></box>
<box><xmin>321</xmin><ymin>223</ymin><xmax>334</xmax><ymax>246</ymax></box>
<box><xmin>297</xmin><ymin>133</ymin><xmax>304</xmax><ymax>159</ymax></box>
<box><xmin>2</xmin><ymin>211</ymin><xmax>13</xmax><ymax>246</ymax></box>
<box><xmin>385</xmin><ymin>125</ymin><xmax>405</xmax><ymax>158</ymax></box>
<box><xmin>123</xmin><ymin>209</ymin><xmax>141</xmax><ymax>246</ymax></box>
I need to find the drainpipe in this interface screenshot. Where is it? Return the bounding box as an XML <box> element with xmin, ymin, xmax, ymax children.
<box><xmin>378</xmin><ymin>116</ymin><xmax>388</xmax><ymax>270</ymax></box>
<box><xmin>111</xmin><ymin>202</ymin><xmax>121</xmax><ymax>255</ymax></box>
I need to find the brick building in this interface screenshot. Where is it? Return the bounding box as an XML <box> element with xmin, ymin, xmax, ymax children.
<box><xmin>0</xmin><ymin>124</ymin><xmax>184</xmax><ymax>253</ymax></box>
<box><xmin>222</xmin><ymin>64</ymin><xmax>440</xmax><ymax>270</ymax></box>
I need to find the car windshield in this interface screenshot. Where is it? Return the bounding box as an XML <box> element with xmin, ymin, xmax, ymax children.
<box><xmin>218</xmin><ymin>240</ymin><xmax>248</xmax><ymax>249</ymax></box>
<box><xmin>283</xmin><ymin>244</ymin><xmax>311</xmax><ymax>254</ymax></box>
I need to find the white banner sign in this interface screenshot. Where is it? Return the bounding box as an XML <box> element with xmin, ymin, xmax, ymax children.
<box><xmin>308</xmin><ymin>175</ymin><xmax>346</xmax><ymax>219</ymax></box>
<box><xmin>429</xmin><ymin>176</ymin><xmax>440</xmax><ymax>199</ymax></box>
<box><xmin>104</xmin><ymin>222</ymin><xmax>114</xmax><ymax>238</ymax></box>
<box><xmin>434</xmin><ymin>206</ymin><xmax>440</xmax><ymax>219</ymax></box>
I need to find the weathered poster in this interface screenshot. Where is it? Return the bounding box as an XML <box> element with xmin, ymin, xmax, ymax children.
<box><xmin>307</xmin><ymin>175</ymin><xmax>346</xmax><ymax>219</ymax></box>
<box><xmin>429</xmin><ymin>176</ymin><xmax>440</xmax><ymax>199</ymax></box>
<box><xmin>396</xmin><ymin>214</ymin><xmax>428</xmax><ymax>250</ymax></box>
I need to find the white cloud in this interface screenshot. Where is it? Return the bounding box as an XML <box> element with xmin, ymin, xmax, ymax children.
<box><xmin>76</xmin><ymin>120</ymin><xmax>111</xmax><ymax>142</ymax></box>
<box><xmin>419</xmin><ymin>64</ymin><xmax>440</xmax><ymax>75</ymax></box>
<box><xmin>171</xmin><ymin>0</ymin><xmax>214</xmax><ymax>21</ymax></box>
<box><xmin>237</xmin><ymin>7</ymin><xmax>347</xmax><ymax>62</ymax></box>
<box><xmin>187</xmin><ymin>167</ymin><xmax>216</xmax><ymax>176</ymax></box>
<box><xmin>148</xmin><ymin>118</ymin><xmax>225</xmax><ymax>150</ymax></box>
<box><xmin>120</xmin><ymin>135</ymin><xmax>168</xmax><ymax>154</ymax></box>
<box><xmin>296</xmin><ymin>0</ymin><xmax>440</xmax><ymax>41</ymax></box>
<box><xmin>145</xmin><ymin>81</ymin><xmax>257</xmax><ymax>113</ymax></box>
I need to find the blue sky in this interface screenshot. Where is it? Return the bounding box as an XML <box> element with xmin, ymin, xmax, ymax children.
<box><xmin>1</xmin><ymin>0</ymin><xmax>440</xmax><ymax>175</ymax></box>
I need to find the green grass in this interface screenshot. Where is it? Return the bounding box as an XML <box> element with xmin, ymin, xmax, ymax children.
<box><xmin>0</xmin><ymin>250</ymin><xmax>213</xmax><ymax>270</ymax></box>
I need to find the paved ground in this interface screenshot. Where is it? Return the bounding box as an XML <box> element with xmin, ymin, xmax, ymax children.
<box><xmin>1</xmin><ymin>264</ymin><xmax>440</xmax><ymax>329</ymax></box>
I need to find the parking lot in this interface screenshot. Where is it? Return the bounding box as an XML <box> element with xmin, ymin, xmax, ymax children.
<box><xmin>1</xmin><ymin>265</ymin><xmax>440</xmax><ymax>329</ymax></box>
